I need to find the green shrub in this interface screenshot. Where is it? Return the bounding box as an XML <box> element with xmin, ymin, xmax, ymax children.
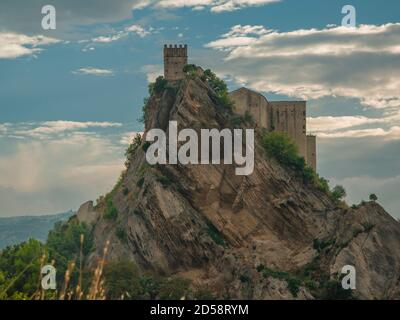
<box><xmin>331</xmin><ymin>185</ymin><xmax>346</xmax><ymax>203</ymax></box>
<box><xmin>137</xmin><ymin>177</ymin><xmax>145</xmax><ymax>188</ymax></box>
<box><xmin>313</xmin><ymin>238</ymin><xmax>335</xmax><ymax>253</ymax></box>
<box><xmin>244</xmin><ymin>111</ymin><xmax>253</xmax><ymax>123</ymax></box>
<box><xmin>133</xmin><ymin>209</ymin><xmax>144</xmax><ymax>217</ymax></box>
<box><xmin>104</xmin><ymin>196</ymin><xmax>118</xmax><ymax>220</ymax></box>
<box><xmin>321</xmin><ymin>279</ymin><xmax>355</xmax><ymax>300</ymax></box>
<box><xmin>149</xmin><ymin>76</ymin><xmax>167</xmax><ymax>95</ymax></box>
<box><xmin>362</xmin><ymin>222</ymin><xmax>374</xmax><ymax>232</ymax></box>
<box><xmin>142</xmin><ymin>141</ymin><xmax>151</xmax><ymax>152</ymax></box>
<box><xmin>183</xmin><ymin>64</ymin><xmax>198</xmax><ymax>77</ymax></box>
<box><xmin>158</xmin><ymin>277</ymin><xmax>191</xmax><ymax>300</ymax></box>
<box><xmin>104</xmin><ymin>261</ymin><xmax>141</xmax><ymax>299</ymax></box>
<box><xmin>205</xmin><ymin>221</ymin><xmax>225</xmax><ymax>246</ymax></box>
<box><xmin>123</xmin><ymin>187</ymin><xmax>129</xmax><ymax>196</ymax></box>
<box><xmin>138</xmin><ymin>97</ymin><xmax>150</xmax><ymax>123</ymax></box>
<box><xmin>231</xmin><ymin>115</ymin><xmax>243</xmax><ymax>127</ymax></box>
<box><xmin>0</xmin><ymin>239</ymin><xmax>44</xmax><ymax>298</ymax></box>
<box><xmin>125</xmin><ymin>134</ymin><xmax>142</xmax><ymax>160</ymax></box>
<box><xmin>115</xmin><ymin>227</ymin><xmax>127</xmax><ymax>242</ymax></box>
<box><xmin>369</xmin><ymin>194</ymin><xmax>378</xmax><ymax>202</ymax></box>
<box><xmin>239</xmin><ymin>274</ymin><xmax>250</xmax><ymax>283</ymax></box>
<box><xmin>157</xmin><ymin>176</ymin><xmax>172</xmax><ymax>187</ymax></box>
<box><xmin>193</xmin><ymin>287</ymin><xmax>216</xmax><ymax>300</ymax></box>
<box><xmin>257</xmin><ymin>265</ymin><xmax>303</xmax><ymax>297</ymax></box>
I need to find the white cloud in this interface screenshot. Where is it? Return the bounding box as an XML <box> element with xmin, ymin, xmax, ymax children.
<box><xmin>4</xmin><ymin>121</ymin><xmax>122</xmax><ymax>139</ymax></box>
<box><xmin>141</xmin><ymin>64</ymin><xmax>163</xmax><ymax>82</ymax></box>
<box><xmin>140</xmin><ymin>0</ymin><xmax>280</xmax><ymax>12</ymax></box>
<box><xmin>317</xmin><ymin>126</ymin><xmax>400</xmax><ymax>140</ymax></box>
<box><xmin>120</xmin><ymin>131</ymin><xmax>144</xmax><ymax>145</ymax></box>
<box><xmin>125</xmin><ymin>24</ymin><xmax>152</xmax><ymax>37</ymax></box>
<box><xmin>0</xmin><ymin>32</ymin><xmax>60</xmax><ymax>59</ymax></box>
<box><xmin>91</xmin><ymin>33</ymin><xmax>127</xmax><ymax>43</ymax></box>
<box><xmin>206</xmin><ymin>23</ymin><xmax>400</xmax><ymax>110</ymax></box>
<box><xmin>307</xmin><ymin>116</ymin><xmax>386</xmax><ymax>132</ymax></box>
<box><xmin>72</xmin><ymin>67</ymin><xmax>115</xmax><ymax>76</ymax></box>
<box><xmin>0</xmin><ymin>132</ymin><xmax>124</xmax><ymax>216</ymax></box>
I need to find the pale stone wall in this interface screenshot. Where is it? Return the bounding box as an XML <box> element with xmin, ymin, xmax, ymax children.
<box><xmin>228</xmin><ymin>87</ymin><xmax>316</xmax><ymax>170</ymax></box>
<box><xmin>269</xmin><ymin>101</ymin><xmax>307</xmax><ymax>161</ymax></box>
<box><xmin>164</xmin><ymin>44</ymin><xmax>188</xmax><ymax>81</ymax></box>
<box><xmin>307</xmin><ymin>135</ymin><xmax>317</xmax><ymax>171</ymax></box>
<box><xmin>229</xmin><ymin>87</ymin><xmax>269</xmax><ymax>128</ymax></box>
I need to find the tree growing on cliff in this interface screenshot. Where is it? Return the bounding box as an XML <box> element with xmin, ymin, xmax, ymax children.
<box><xmin>369</xmin><ymin>194</ymin><xmax>378</xmax><ymax>202</ymax></box>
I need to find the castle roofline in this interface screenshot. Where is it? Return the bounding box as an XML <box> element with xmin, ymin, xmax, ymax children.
<box><xmin>229</xmin><ymin>87</ymin><xmax>270</xmax><ymax>103</ymax></box>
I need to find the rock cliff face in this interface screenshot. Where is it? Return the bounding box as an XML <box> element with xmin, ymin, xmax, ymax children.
<box><xmin>77</xmin><ymin>75</ymin><xmax>400</xmax><ymax>299</ymax></box>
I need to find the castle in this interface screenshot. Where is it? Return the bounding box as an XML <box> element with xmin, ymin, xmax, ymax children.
<box><xmin>163</xmin><ymin>44</ymin><xmax>317</xmax><ymax>170</ymax></box>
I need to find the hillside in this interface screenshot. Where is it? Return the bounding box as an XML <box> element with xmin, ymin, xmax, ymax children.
<box><xmin>71</xmin><ymin>69</ymin><xmax>400</xmax><ymax>300</ymax></box>
<box><xmin>0</xmin><ymin>211</ymin><xmax>73</xmax><ymax>250</ymax></box>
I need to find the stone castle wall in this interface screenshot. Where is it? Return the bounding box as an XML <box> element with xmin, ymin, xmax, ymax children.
<box><xmin>164</xmin><ymin>44</ymin><xmax>188</xmax><ymax>81</ymax></box>
<box><xmin>307</xmin><ymin>135</ymin><xmax>317</xmax><ymax>171</ymax></box>
<box><xmin>228</xmin><ymin>88</ymin><xmax>317</xmax><ymax>170</ymax></box>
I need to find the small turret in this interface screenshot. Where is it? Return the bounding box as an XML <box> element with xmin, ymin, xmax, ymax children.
<box><xmin>163</xmin><ymin>44</ymin><xmax>188</xmax><ymax>81</ymax></box>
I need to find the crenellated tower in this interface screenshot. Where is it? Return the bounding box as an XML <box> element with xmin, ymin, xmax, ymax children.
<box><xmin>163</xmin><ymin>44</ymin><xmax>188</xmax><ymax>81</ymax></box>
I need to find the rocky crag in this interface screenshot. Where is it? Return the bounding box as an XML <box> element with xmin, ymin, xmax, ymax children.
<box><xmin>75</xmin><ymin>71</ymin><xmax>400</xmax><ymax>300</ymax></box>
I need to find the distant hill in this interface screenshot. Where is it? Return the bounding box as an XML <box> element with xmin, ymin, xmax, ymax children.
<box><xmin>0</xmin><ymin>211</ymin><xmax>74</xmax><ymax>249</ymax></box>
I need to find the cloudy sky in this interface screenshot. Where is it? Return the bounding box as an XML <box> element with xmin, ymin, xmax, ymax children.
<box><xmin>0</xmin><ymin>0</ymin><xmax>399</xmax><ymax>218</ymax></box>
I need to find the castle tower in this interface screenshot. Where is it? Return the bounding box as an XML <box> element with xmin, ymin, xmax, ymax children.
<box><xmin>163</xmin><ymin>44</ymin><xmax>188</xmax><ymax>81</ymax></box>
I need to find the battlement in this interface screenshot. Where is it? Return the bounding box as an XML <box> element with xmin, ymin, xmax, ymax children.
<box><xmin>164</xmin><ymin>44</ymin><xmax>188</xmax><ymax>57</ymax></box>
<box><xmin>163</xmin><ymin>44</ymin><xmax>188</xmax><ymax>80</ymax></box>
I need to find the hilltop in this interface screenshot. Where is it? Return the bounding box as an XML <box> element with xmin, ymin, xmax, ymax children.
<box><xmin>67</xmin><ymin>68</ymin><xmax>400</xmax><ymax>299</ymax></box>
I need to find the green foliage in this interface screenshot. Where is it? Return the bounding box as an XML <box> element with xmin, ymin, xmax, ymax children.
<box><xmin>123</xmin><ymin>187</ymin><xmax>129</xmax><ymax>196</ymax></box>
<box><xmin>244</xmin><ymin>111</ymin><xmax>253</xmax><ymax>123</ymax></box>
<box><xmin>104</xmin><ymin>195</ymin><xmax>118</xmax><ymax>220</ymax></box>
<box><xmin>331</xmin><ymin>185</ymin><xmax>346</xmax><ymax>203</ymax></box>
<box><xmin>231</xmin><ymin>115</ymin><xmax>243</xmax><ymax>127</ymax></box>
<box><xmin>138</xmin><ymin>97</ymin><xmax>150</xmax><ymax>123</ymax></box>
<box><xmin>369</xmin><ymin>193</ymin><xmax>378</xmax><ymax>202</ymax></box>
<box><xmin>125</xmin><ymin>134</ymin><xmax>142</xmax><ymax>160</ymax></box>
<box><xmin>158</xmin><ymin>277</ymin><xmax>191</xmax><ymax>300</ymax></box>
<box><xmin>205</xmin><ymin>221</ymin><xmax>225</xmax><ymax>246</ymax></box>
<box><xmin>149</xmin><ymin>76</ymin><xmax>168</xmax><ymax>95</ymax></box>
<box><xmin>136</xmin><ymin>177</ymin><xmax>145</xmax><ymax>188</ymax></box>
<box><xmin>239</xmin><ymin>274</ymin><xmax>250</xmax><ymax>283</ymax></box>
<box><xmin>257</xmin><ymin>265</ymin><xmax>302</xmax><ymax>297</ymax></box>
<box><xmin>183</xmin><ymin>64</ymin><xmax>198</xmax><ymax>77</ymax></box>
<box><xmin>0</xmin><ymin>239</ymin><xmax>44</xmax><ymax>298</ymax></box>
<box><xmin>362</xmin><ymin>222</ymin><xmax>374</xmax><ymax>232</ymax></box>
<box><xmin>262</xmin><ymin>132</ymin><xmax>301</xmax><ymax>167</ymax></box>
<box><xmin>202</xmin><ymin>69</ymin><xmax>233</xmax><ymax>109</ymax></box>
<box><xmin>193</xmin><ymin>287</ymin><xmax>216</xmax><ymax>300</ymax></box>
<box><xmin>115</xmin><ymin>227</ymin><xmax>127</xmax><ymax>242</ymax></box>
<box><xmin>47</xmin><ymin>220</ymin><xmax>93</xmax><ymax>281</ymax></box>
<box><xmin>133</xmin><ymin>208</ymin><xmax>144</xmax><ymax>217</ymax></box>
<box><xmin>321</xmin><ymin>279</ymin><xmax>355</xmax><ymax>300</ymax></box>
<box><xmin>261</xmin><ymin>131</ymin><xmax>336</xmax><ymax>198</ymax></box>
<box><xmin>139</xmin><ymin>275</ymin><xmax>162</xmax><ymax>300</ymax></box>
<box><xmin>157</xmin><ymin>175</ymin><xmax>172</xmax><ymax>187</ymax></box>
<box><xmin>313</xmin><ymin>238</ymin><xmax>335</xmax><ymax>253</ymax></box>
<box><xmin>203</xmin><ymin>69</ymin><xmax>227</xmax><ymax>95</ymax></box>
<box><xmin>142</xmin><ymin>141</ymin><xmax>151</xmax><ymax>152</ymax></box>
<box><xmin>104</xmin><ymin>261</ymin><xmax>141</xmax><ymax>300</ymax></box>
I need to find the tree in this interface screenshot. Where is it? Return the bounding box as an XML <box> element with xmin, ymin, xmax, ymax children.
<box><xmin>103</xmin><ymin>261</ymin><xmax>141</xmax><ymax>299</ymax></box>
<box><xmin>332</xmin><ymin>185</ymin><xmax>347</xmax><ymax>203</ymax></box>
<box><xmin>369</xmin><ymin>194</ymin><xmax>378</xmax><ymax>202</ymax></box>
